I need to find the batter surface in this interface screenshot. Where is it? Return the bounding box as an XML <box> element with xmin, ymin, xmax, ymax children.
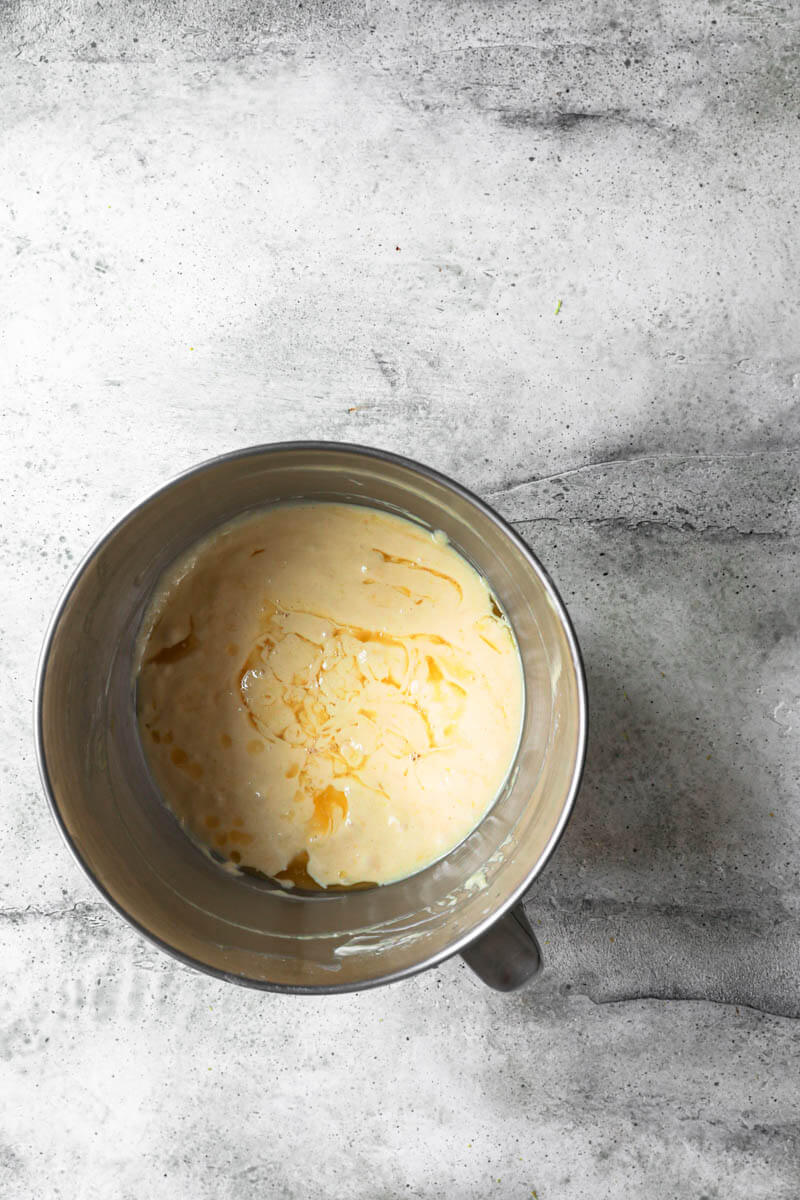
<box><xmin>135</xmin><ymin>503</ymin><xmax>524</xmax><ymax>887</ymax></box>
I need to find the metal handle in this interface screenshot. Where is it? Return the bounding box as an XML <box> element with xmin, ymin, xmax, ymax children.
<box><xmin>460</xmin><ymin>903</ymin><xmax>542</xmax><ymax>991</ymax></box>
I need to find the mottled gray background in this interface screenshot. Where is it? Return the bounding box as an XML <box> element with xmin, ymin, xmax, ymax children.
<box><xmin>2</xmin><ymin>1</ymin><xmax>799</xmax><ymax>1196</ymax></box>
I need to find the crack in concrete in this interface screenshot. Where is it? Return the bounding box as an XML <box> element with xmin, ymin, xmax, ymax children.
<box><xmin>490</xmin><ymin>448</ymin><xmax>800</xmax><ymax>496</ymax></box>
<box><xmin>495</xmin><ymin>108</ymin><xmax>674</xmax><ymax>134</ymax></box>
<box><xmin>511</xmin><ymin>514</ymin><xmax>791</xmax><ymax>538</ymax></box>
<box><xmin>0</xmin><ymin>901</ymin><xmax>107</xmax><ymax>922</ymax></box>
<box><xmin>567</xmin><ymin>987</ymin><xmax>800</xmax><ymax>1021</ymax></box>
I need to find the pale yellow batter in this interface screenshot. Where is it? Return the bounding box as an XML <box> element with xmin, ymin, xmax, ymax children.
<box><xmin>135</xmin><ymin>503</ymin><xmax>523</xmax><ymax>887</ymax></box>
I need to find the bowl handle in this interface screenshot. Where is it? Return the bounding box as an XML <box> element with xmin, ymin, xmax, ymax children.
<box><xmin>460</xmin><ymin>903</ymin><xmax>542</xmax><ymax>991</ymax></box>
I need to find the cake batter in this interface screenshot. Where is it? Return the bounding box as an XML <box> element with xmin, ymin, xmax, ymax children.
<box><xmin>135</xmin><ymin>503</ymin><xmax>524</xmax><ymax>887</ymax></box>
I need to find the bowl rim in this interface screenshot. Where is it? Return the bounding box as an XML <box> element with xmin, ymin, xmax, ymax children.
<box><xmin>34</xmin><ymin>440</ymin><xmax>588</xmax><ymax>994</ymax></box>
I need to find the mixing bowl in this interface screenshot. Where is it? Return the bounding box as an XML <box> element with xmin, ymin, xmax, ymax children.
<box><xmin>35</xmin><ymin>443</ymin><xmax>587</xmax><ymax>992</ymax></box>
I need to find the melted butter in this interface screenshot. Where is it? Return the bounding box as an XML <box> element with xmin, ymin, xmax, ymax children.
<box><xmin>135</xmin><ymin>503</ymin><xmax>524</xmax><ymax>887</ymax></box>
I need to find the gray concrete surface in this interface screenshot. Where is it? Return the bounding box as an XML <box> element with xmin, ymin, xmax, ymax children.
<box><xmin>2</xmin><ymin>1</ymin><xmax>799</xmax><ymax>1196</ymax></box>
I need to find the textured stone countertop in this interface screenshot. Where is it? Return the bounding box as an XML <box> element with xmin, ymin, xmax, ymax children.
<box><xmin>2</xmin><ymin>2</ymin><xmax>799</xmax><ymax>1196</ymax></box>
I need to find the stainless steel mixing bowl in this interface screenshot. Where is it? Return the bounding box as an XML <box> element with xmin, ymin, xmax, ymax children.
<box><xmin>35</xmin><ymin>443</ymin><xmax>587</xmax><ymax>993</ymax></box>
